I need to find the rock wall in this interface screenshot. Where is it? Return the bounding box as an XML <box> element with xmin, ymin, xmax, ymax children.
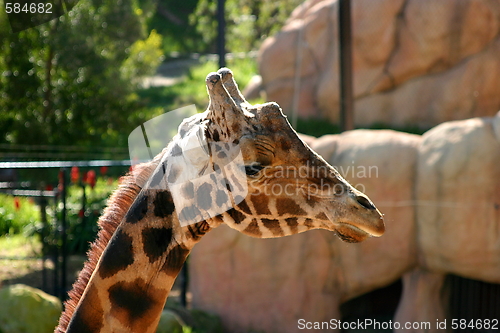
<box><xmin>258</xmin><ymin>0</ymin><xmax>500</xmax><ymax>128</ymax></box>
<box><xmin>416</xmin><ymin>115</ymin><xmax>500</xmax><ymax>281</ymax></box>
<box><xmin>189</xmin><ymin>112</ymin><xmax>500</xmax><ymax>333</ymax></box>
<box><xmin>394</xmin><ymin>112</ymin><xmax>500</xmax><ymax>331</ymax></box>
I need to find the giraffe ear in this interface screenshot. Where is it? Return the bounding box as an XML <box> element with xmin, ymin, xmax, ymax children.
<box><xmin>205</xmin><ymin>71</ymin><xmax>246</xmax><ymax>125</ymax></box>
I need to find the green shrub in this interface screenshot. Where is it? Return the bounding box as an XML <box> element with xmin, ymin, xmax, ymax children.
<box><xmin>64</xmin><ymin>177</ymin><xmax>118</xmax><ymax>254</ymax></box>
<box><xmin>0</xmin><ymin>194</ymin><xmax>39</xmax><ymax>236</ymax></box>
<box><xmin>14</xmin><ymin>175</ymin><xmax>119</xmax><ymax>256</ymax></box>
<box><xmin>40</xmin><ymin>177</ymin><xmax>119</xmax><ymax>255</ymax></box>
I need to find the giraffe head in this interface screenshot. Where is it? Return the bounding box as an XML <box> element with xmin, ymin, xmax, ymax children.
<box><xmin>162</xmin><ymin>68</ymin><xmax>384</xmax><ymax>243</ymax></box>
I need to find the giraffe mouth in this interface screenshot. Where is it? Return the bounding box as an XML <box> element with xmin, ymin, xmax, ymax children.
<box><xmin>335</xmin><ymin>223</ymin><xmax>370</xmax><ymax>243</ymax></box>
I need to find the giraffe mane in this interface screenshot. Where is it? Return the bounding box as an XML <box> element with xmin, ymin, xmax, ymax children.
<box><xmin>56</xmin><ymin>161</ymin><xmax>158</xmax><ymax>333</ymax></box>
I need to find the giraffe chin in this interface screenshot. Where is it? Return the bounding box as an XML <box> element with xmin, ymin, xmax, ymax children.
<box><xmin>335</xmin><ymin>223</ymin><xmax>370</xmax><ymax>243</ymax></box>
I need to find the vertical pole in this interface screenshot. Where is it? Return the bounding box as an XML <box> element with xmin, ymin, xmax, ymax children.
<box><xmin>338</xmin><ymin>0</ymin><xmax>354</xmax><ymax>132</ymax></box>
<box><xmin>78</xmin><ymin>183</ymin><xmax>87</xmax><ymax>254</ymax></box>
<box><xmin>40</xmin><ymin>195</ymin><xmax>48</xmax><ymax>293</ymax></box>
<box><xmin>60</xmin><ymin>168</ymin><xmax>68</xmax><ymax>299</ymax></box>
<box><xmin>180</xmin><ymin>262</ymin><xmax>188</xmax><ymax>307</ymax></box>
<box><xmin>52</xmin><ymin>192</ymin><xmax>59</xmax><ymax>297</ymax></box>
<box><xmin>217</xmin><ymin>0</ymin><xmax>226</xmax><ymax>68</ymax></box>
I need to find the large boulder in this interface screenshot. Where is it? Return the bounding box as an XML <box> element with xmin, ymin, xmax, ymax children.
<box><xmin>190</xmin><ymin>129</ymin><xmax>420</xmax><ymax>333</ymax></box>
<box><xmin>157</xmin><ymin>306</ymin><xmax>224</xmax><ymax>333</ymax></box>
<box><xmin>191</xmin><ymin>227</ymin><xmax>344</xmax><ymax>333</ymax></box>
<box><xmin>259</xmin><ymin>0</ymin><xmax>500</xmax><ymax>128</ymax></box>
<box><xmin>311</xmin><ymin>130</ymin><xmax>420</xmax><ymax>300</ymax></box>
<box><xmin>394</xmin><ymin>112</ymin><xmax>500</xmax><ymax>330</ymax></box>
<box><xmin>0</xmin><ymin>284</ymin><xmax>62</xmax><ymax>333</ymax></box>
<box><xmin>156</xmin><ymin>310</ymin><xmax>185</xmax><ymax>333</ymax></box>
<box><xmin>415</xmin><ymin>112</ymin><xmax>500</xmax><ymax>281</ymax></box>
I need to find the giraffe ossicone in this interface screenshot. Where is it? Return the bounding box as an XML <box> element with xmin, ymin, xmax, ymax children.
<box><xmin>56</xmin><ymin>68</ymin><xmax>384</xmax><ymax>333</ymax></box>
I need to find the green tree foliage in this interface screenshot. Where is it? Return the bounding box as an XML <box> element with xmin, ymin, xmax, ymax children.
<box><xmin>190</xmin><ymin>0</ymin><xmax>304</xmax><ymax>53</ymax></box>
<box><xmin>144</xmin><ymin>0</ymin><xmax>202</xmax><ymax>55</ymax></box>
<box><xmin>0</xmin><ymin>0</ymin><xmax>164</xmax><ymax>149</ymax></box>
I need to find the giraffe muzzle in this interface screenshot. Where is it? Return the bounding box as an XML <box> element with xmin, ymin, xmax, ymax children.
<box><xmin>340</xmin><ymin>190</ymin><xmax>385</xmax><ymax>239</ymax></box>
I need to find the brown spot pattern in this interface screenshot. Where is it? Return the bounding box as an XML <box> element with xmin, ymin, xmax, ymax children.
<box><xmin>108</xmin><ymin>279</ymin><xmax>165</xmax><ymax>330</ymax></box>
<box><xmin>65</xmin><ymin>285</ymin><xmax>103</xmax><ymax>333</ymax></box>
<box><xmin>261</xmin><ymin>218</ymin><xmax>284</xmax><ymax>236</ymax></box>
<box><xmin>187</xmin><ymin>221</ymin><xmax>211</xmax><ymax>241</ymax></box>
<box><xmin>168</xmin><ymin>167</ymin><xmax>180</xmax><ymax>183</ymax></box>
<box><xmin>250</xmin><ymin>194</ymin><xmax>271</xmax><ymax>215</ymax></box>
<box><xmin>142</xmin><ymin>227</ymin><xmax>173</xmax><ymax>263</ymax></box>
<box><xmin>285</xmin><ymin>217</ymin><xmax>299</xmax><ymax>234</ymax></box>
<box><xmin>153</xmin><ymin>191</ymin><xmax>175</xmax><ymax>218</ymax></box>
<box><xmin>315</xmin><ymin>212</ymin><xmax>328</xmax><ymax>220</ymax></box>
<box><xmin>149</xmin><ymin>163</ymin><xmax>166</xmax><ymax>188</ymax></box>
<box><xmin>279</xmin><ymin>138</ymin><xmax>291</xmax><ymax>151</ymax></box>
<box><xmin>215</xmin><ymin>190</ymin><xmax>228</xmax><ymax>207</ymax></box>
<box><xmin>125</xmin><ymin>193</ymin><xmax>148</xmax><ymax>224</ymax></box>
<box><xmin>179</xmin><ymin>205</ymin><xmax>201</xmax><ymax>222</ymax></box>
<box><xmin>196</xmin><ymin>183</ymin><xmax>213</xmax><ymax>210</ymax></box>
<box><xmin>99</xmin><ymin>229</ymin><xmax>134</xmax><ymax>279</ymax></box>
<box><xmin>212</xmin><ymin>129</ymin><xmax>220</xmax><ymax>141</ymax></box>
<box><xmin>276</xmin><ymin>198</ymin><xmax>306</xmax><ymax>216</ymax></box>
<box><xmin>171</xmin><ymin>144</ymin><xmax>183</xmax><ymax>157</ymax></box>
<box><xmin>227</xmin><ymin>208</ymin><xmax>247</xmax><ymax>224</ymax></box>
<box><xmin>243</xmin><ymin>219</ymin><xmax>262</xmax><ymax>237</ymax></box>
<box><xmin>182</xmin><ymin>182</ymin><xmax>195</xmax><ymax>199</ymax></box>
<box><xmin>162</xmin><ymin>245</ymin><xmax>190</xmax><ymax>276</ymax></box>
<box><xmin>236</xmin><ymin>200</ymin><xmax>252</xmax><ymax>214</ymax></box>
<box><xmin>305</xmin><ymin>195</ymin><xmax>319</xmax><ymax>208</ymax></box>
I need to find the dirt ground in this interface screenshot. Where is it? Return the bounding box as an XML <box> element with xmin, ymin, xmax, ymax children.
<box><xmin>0</xmin><ymin>255</ymin><xmax>86</xmax><ymax>296</ymax></box>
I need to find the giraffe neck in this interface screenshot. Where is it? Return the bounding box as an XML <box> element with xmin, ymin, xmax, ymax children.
<box><xmin>56</xmin><ymin>145</ymin><xmax>213</xmax><ymax>333</ymax></box>
<box><xmin>62</xmin><ymin>187</ymin><xmax>211</xmax><ymax>333</ymax></box>
<box><xmin>56</xmin><ymin>113</ymin><xmax>221</xmax><ymax>333</ymax></box>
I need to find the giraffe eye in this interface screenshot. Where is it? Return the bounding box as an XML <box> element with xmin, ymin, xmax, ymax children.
<box><xmin>244</xmin><ymin>163</ymin><xmax>264</xmax><ymax>176</ymax></box>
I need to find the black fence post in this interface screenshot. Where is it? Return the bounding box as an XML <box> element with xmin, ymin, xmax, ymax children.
<box><xmin>60</xmin><ymin>167</ymin><xmax>68</xmax><ymax>299</ymax></box>
<box><xmin>40</xmin><ymin>195</ymin><xmax>48</xmax><ymax>292</ymax></box>
<box><xmin>217</xmin><ymin>0</ymin><xmax>226</xmax><ymax>68</ymax></box>
<box><xmin>180</xmin><ymin>262</ymin><xmax>188</xmax><ymax>307</ymax></box>
<box><xmin>338</xmin><ymin>0</ymin><xmax>354</xmax><ymax>132</ymax></box>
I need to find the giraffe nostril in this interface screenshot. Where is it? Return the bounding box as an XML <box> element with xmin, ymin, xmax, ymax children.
<box><xmin>356</xmin><ymin>195</ymin><xmax>376</xmax><ymax>210</ymax></box>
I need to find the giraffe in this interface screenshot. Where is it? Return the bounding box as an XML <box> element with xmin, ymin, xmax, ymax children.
<box><xmin>55</xmin><ymin>68</ymin><xmax>385</xmax><ymax>333</ymax></box>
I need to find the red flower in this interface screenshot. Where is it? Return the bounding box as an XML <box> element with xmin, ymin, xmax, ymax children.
<box><xmin>87</xmin><ymin>170</ymin><xmax>97</xmax><ymax>189</ymax></box>
<box><xmin>100</xmin><ymin>166</ymin><xmax>108</xmax><ymax>176</ymax></box>
<box><xmin>71</xmin><ymin>166</ymin><xmax>80</xmax><ymax>183</ymax></box>
<box><xmin>14</xmin><ymin>197</ymin><xmax>20</xmax><ymax>211</ymax></box>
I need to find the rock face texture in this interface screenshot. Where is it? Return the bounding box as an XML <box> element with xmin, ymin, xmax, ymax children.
<box><xmin>189</xmin><ymin>113</ymin><xmax>500</xmax><ymax>333</ymax></box>
<box><xmin>416</xmin><ymin>115</ymin><xmax>500</xmax><ymax>282</ymax></box>
<box><xmin>395</xmin><ymin>112</ymin><xmax>500</xmax><ymax>331</ymax></box>
<box><xmin>259</xmin><ymin>0</ymin><xmax>500</xmax><ymax>128</ymax></box>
